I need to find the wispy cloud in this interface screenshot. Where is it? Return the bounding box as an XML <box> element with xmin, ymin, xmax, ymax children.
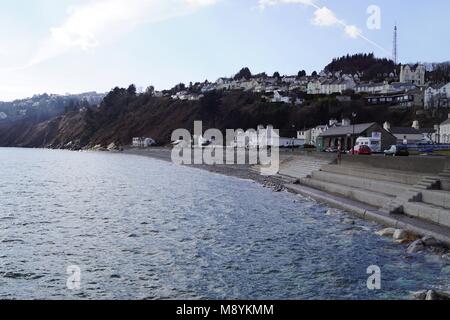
<box><xmin>258</xmin><ymin>0</ymin><xmax>390</xmax><ymax>54</ymax></box>
<box><xmin>26</xmin><ymin>0</ymin><xmax>219</xmax><ymax>67</ymax></box>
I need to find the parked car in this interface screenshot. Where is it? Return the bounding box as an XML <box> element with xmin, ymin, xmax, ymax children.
<box><xmin>348</xmin><ymin>145</ymin><xmax>372</xmax><ymax>155</ymax></box>
<box><xmin>384</xmin><ymin>145</ymin><xmax>409</xmax><ymax>157</ymax></box>
<box><xmin>355</xmin><ymin>137</ymin><xmax>381</xmax><ymax>153</ymax></box>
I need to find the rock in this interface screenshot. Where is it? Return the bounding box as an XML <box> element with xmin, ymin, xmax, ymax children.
<box><xmin>425</xmin><ymin>290</ymin><xmax>450</xmax><ymax>300</ymax></box>
<box><xmin>421</xmin><ymin>236</ymin><xmax>441</xmax><ymax>247</ymax></box>
<box><xmin>425</xmin><ymin>290</ymin><xmax>438</xmax><ymax>300</ymax></box>
<box><xmin>342</xmin><ymin>218</ymin><xmax>355</xmax><ymax>225</ymax></box>
<box><xmin>412</xmin><ymin>290</ymin><xmax>427</xmax><ymax>300</ymax></box>
<box><xmin>395</xmin><ymin>239</ymin><xmax>412</xmax><ymax>245</ymax></box>
<box><xmin>442</xmin><ymin>253</ymin><xmax>450</xmax><ymax>264</ymax></box>
<box><xmin>92</xmin><ymin>144</ymin><xmax>107</xmax><ymax>151</ymax></box>
<box><xmin>376</xmin><ymin>228</ymin><xmax>396</xmax><ymax>237</ymax></box>
<box><xmin>393</xmin><ymin>229</ymin><xmax>407</xmax><ymax>240</ymax></box>
<box><xmin>107</xmin><ymin>142</ymin><xmax>119</xmax><ymax>151</ymax></box>
<box><xmin>407</xmin><ymin>240</ymin><xmax>425</xmax><ymax>254</ymax></box>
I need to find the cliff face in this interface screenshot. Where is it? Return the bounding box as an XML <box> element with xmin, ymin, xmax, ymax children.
<box><xmin>0</xmin><ymin>89</ymin><xmax>442</xmax><ymax>150</ymax></box>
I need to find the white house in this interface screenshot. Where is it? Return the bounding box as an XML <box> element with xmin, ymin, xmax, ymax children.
<box><xmin>297</xmin><ymin>129</ymin><xmax>312</xmax><ymax>145</ymax></box>
<box><xmin>424</xmin><ymin>83</ymin><xmax>450</xmax><ymax>109</ymax></box>
<box><xmin>355</xmin><ymin>82</ymin><xmax>390</xmax><ymax>95</ymax></box>
<box><xmin>133</xmin><ymin>137</ymin><xmax>156</xmax><ymax>148</ymax></box>
<box><xmin>308</xmin><ymin>78</ymin><xmax>356</xmax><ymax>95</ymax></box>
<box><xmin>271</xmin><ymin>91</ymin><xmax>291</xmax><ymax>104</ymax></box>
<box><xmin>307</xmin><ymin>79</ymin><xmax>322</xmax><ymax>95</ymax></box>
<box><xmin>240</xmin><ymin>79</ymin><xmax>260</xmax><ymax>91</ymax></box>
<box><xmin>439</xmin><ymin>114</ymin><xmax>450</xmax><ymax>144</ymax></box>
<box><xmin>281</xmin><ymin>76</ymin><xmax>297</xmax><ymax>84</ymax></box>
<box><xmin>400</xmin><ymin>64</ymin><xmax>426</xmax><ymax>86</ymax></box>
<box><xmin>171</xmin><ymin>91</ymin><xmax>204</xmax><ymax>101</ymax></box>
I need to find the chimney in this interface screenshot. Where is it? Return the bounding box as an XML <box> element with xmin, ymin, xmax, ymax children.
<box><xmin>342</xmin><ymin>118</ymin><xmax>351</xmax><ymax>126</ymax></box>
<box><xmin>412</xmin><ymin>120</ymin><xmax>420</xmax><ymax>130</ymax></box>
<box><xmin>384</xmin><ymin>121</ymin><xmax>391</xmax><ymax>132</ymax></box>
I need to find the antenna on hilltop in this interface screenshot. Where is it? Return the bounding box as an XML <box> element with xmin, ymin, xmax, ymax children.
<box><xmin>393</xmin><ymin>24</ymin><xmax>398</xmax><ymax>64</ymax></box>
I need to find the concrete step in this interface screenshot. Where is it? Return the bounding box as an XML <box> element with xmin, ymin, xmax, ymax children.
<box><xmin>310</xmin><ymin>171</ymin><xmax>410</xmax><ymax>197</ymax></box>
<box><xmin>299</xmin><ymin>177</ymin><xmax>394</xmax><ymax>209</ymax></box>
<box><xmin>321</xmin><ymin>165</ymin><xmax>423</xmax><ymax>185</ymax></box>
<box><xmin>422</xmin><ymin>190</ymin><xmax>450</xmax><ymax>210</ymax></box>
<box><xmin>404</xmin><ymin>202</ymin><xmax>450</xmax><ymax>228</ymax></box>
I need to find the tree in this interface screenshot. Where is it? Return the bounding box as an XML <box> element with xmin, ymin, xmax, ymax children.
<box><xmin>234</xmin><ymin>67</ymin><xmax>252</xmax><ymax>80</ymax></box>
<box><xmin>297</xmin><ymin>70</ymin><xmax>307</xmax><ymax>78</ymax></box>
<box><xmin>127</xmin><ymin>84</ymin><xmax>137</xmax><ymax>96</ymax></box>
<box><xmin>311</xmin><ymin>71</ymin><xmax>318</xmax><ymax>77</ymax></box>
<box><xmin>146</xmin><ymin>86</ymin><xmax>155</xmax><ymax>96</ymax></box>
<box><xmin>172</xmin><ymin>83</ymin><xmax>186</xmax><ymax>93</ymax></box>
<box><xmin>273</xmin><ymin>72</ymin><xmax>281</xmax><ymax>79</ymax></box>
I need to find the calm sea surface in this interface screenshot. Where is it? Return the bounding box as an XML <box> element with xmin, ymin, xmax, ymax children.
<box><xmin>0</xmin><ymin>148</ymin><xmax>448</xmax><ymax>299</ymax></box>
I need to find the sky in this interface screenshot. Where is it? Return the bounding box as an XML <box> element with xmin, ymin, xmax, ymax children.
<box><xmin>0</xmin><ymin>0</ymin><xmax>449</xmax><ymax>101</ymax></box>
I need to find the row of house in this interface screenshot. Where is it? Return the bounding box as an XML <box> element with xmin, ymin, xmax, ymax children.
<box><xmin>171</xmin><ymin>91</ymin><xmax>204</xmax><ymax>101</ymax></box>
<box><xmin>424</xmin><ymin>83</ymin><xmax>450</xmax><ymax>109</ymax></box>
<box><xmin>164</xmin><ymin>63</ymin><xmax>450</xmax><ymax>109</ymax></box>
<box><xmin>298</xmin><ymin>113</ymin><xmax>450</xmax><ymax>152</ymax></box>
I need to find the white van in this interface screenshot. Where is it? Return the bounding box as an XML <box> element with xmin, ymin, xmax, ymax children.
<box><xmin>356</xmin><ymin>137</ymin><xmax>381</xmax><ymax>153</ymax></box>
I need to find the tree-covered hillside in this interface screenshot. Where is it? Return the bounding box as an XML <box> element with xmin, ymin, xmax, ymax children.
<box><xmin>324</xmin><ymin>53</ymin><xmax>397</xmax><ymax>81</ymax></box>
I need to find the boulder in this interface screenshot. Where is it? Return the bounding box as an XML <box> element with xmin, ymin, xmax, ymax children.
<box><xmin>92</xmin><ymin>144</ymin><xmax>107</xmax><ymax>151</ymax></box>
<box><xmin>421</xmin><ymin>236</ymin><xmax>441</xmax><ymax>247</ymax></box>
<box><xmin>342</xmin><ymin>218</ymin><xmax>355</xmax><ymax>225</ymax></box>
<box><xmin>425</xmin><ymin>290</ymin><xmax>450</xmax><ymax>300</ymax></box>
<box><xmin>107</xmin><ymin>142</ymin><xmax>119</xmax><ymax>151</ymax></box>
<box><xmin>407</xmin><ymin>240</ymin><xmax>425</xmax><ymax>254</ymax></box>
<box><xmin>442</xmin><ymin>253</ymin><xmax>450</xmax><ymax>264</ymax></box>
<box><xmin>412</xmin><ymin>290</ymin><xmax>427</xmax><ymax>300</ymax></box>
<box><xmin>376</xmin><ymin>228</ymin><xmax>396</xmax><ymax>237</ymax></box>
<box><xmin>393</xmin><ymin>229</ymin><xmax>407</xmax><ymax>240</ymax></box>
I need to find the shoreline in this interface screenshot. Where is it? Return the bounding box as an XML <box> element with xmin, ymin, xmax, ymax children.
<box><xmin>122</xmin><ymin>147</ymin><xmax>450</xmax><ymax>248</ymax></box>
<box><xmin>122</xmin><ymin>147</ymin><xmax>287</xmax><ymax>190</ymax></box>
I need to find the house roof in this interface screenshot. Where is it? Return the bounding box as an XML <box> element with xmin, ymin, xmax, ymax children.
<box><xmin>320</xmin><ymin>123</ymin><xmax>376</xmax><ymax>137</ymax></box>
<box><xmin>441</xmin><ymin>119</ymin><xmax>450</xmax><ymax>126</ymax></box>
<box><xmin>417</xmin><ymin>128</ymin><xmax>436</xmax><ymax>134</ymax></box>
<box><xmin>389</xmin><ymin>127</ymin><xmax>421</xmax><ymax>135</ymax></box>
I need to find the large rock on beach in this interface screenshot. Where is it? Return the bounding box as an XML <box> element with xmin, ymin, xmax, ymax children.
<box><xmin>426</xmin><ymin>290</ymin><xmax>450</xmax><ymax>300</ymax></box>
<box><xmin>375</xmin><ymin>228</ymin><xmax>396</xmax><ymax>237</ymax></box>
<box><xmin>393</xmin><ymin>229</ymin><xmax>407</xmax><ymax>240</ymax></box>
<box><xmin>107</xmin><ymin>142</ymin><xmax>119</xmax><ymax>151</ymax></box>
<box><xmin>407</xmin><ymin>240</ymin><xmax>425</xmax><ymax>254</ymax></box>
<box><xmin>421</xmin><ymin>236</ymin><xmax>441</xmax><ymax>247</ymax></box>
<box><xmin>412</xmin><ymin>290</ymin><xmax>427</xmax><ymax>300</ymax></box>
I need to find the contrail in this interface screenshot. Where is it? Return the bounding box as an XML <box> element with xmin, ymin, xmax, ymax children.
<box><xmin>259</xmin><ymin>0</ymin><xmax>391</xmax><ymax>56</ymax></box>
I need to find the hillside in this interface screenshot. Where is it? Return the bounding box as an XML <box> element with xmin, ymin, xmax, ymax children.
<box><xmin>0</xmin><ymin>92</ymin><xmax>105</xmax><ymax>125</ymax></box>
<box><xmin>1</xmin><ymin>87</ymin><xmax>445</xmax><ymax>149</ymax></box>
<box><xmin>324</xmin><ymin>53</ymin><xmax>397</xmax><ymax>81</ymax></box>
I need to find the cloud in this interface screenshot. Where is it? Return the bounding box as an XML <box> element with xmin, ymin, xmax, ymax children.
<box><xmin>26</xmin><ymin>0</ymin><xmax>218</xmax><ymax>67</ymax></box>
<box><xmin>258</xmin><ymin>0</ymin><xmax>315</xmax><ymax>10</ymax></box>
<box><xmin>311</xmin><ymin>6</ymin><xmax>339</xmax><ymax>27</ymax></box>
<box><xmin>344</xmin><ymin>25</ymin><xmax>362</xmax><ymax>39</ymax></box>
<box><xmin>258</xmin><ymin>0</ymin><xmax>390</xmax><ymax>54</ymax></box>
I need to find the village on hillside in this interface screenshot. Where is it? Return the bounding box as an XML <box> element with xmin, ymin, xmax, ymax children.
<box><xmin>137</xmin><ymin>60</ymin><xmax>450</xmax><ymax>153</ymax></box>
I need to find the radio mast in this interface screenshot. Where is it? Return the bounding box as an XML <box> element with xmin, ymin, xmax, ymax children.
<box><xmin>393</xmin><ymin>25</ymin><xmax>398</xmax><ymax>64</ymax></box>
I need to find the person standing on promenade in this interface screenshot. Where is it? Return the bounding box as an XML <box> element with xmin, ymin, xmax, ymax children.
<box><xmin>337</xmin><ymin>139</ymin><xmax>343</xmax><ymax>165</ymax></box>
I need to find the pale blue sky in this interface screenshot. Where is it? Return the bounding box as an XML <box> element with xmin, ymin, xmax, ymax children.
<box><xmin>0</xmin><ymin>0</ymin><xmax>448</xmax><ymax>101</ymax></box>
